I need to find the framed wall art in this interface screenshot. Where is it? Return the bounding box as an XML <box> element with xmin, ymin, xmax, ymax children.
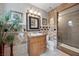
<box><xmin>42</xmin><ymin>18</ymin><xmax>48</xmax><ymax>26</ymax></box>
<box><xmin>29</xmin><ymin>16</ymin><xmax>39</xmax><ymax>29</ymax></box>
<box><xmin>9</xmin><ymin>11</ymin><xmax>23</xmax><ymax>22</ymax></box>
<box><xmin>26</xmin><ymin>13</ymin><xmax>40</xmax><ymax>31</ymax></box>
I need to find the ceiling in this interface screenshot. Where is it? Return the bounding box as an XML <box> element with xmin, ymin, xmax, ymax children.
<box><xmin>30</xmin><ymin>3</ymin><xmax>61</xmax><ymax>12</ymax></box>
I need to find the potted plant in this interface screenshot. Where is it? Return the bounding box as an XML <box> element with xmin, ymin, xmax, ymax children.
<box><xmin>0</xmin><ymin>11</ymin><xmax>22</xmax><ymax>56</ymax></box>
<box><xmin>0</xmin><ymin>13</ymin><xmax>10</xmax><ymax>55</ymax></box>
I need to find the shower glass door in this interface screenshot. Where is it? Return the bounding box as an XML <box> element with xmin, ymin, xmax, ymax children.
<box><xmin>58</xmin><ymin>5</ymin><xmax>79</xmax><ymax>49</ymax></box>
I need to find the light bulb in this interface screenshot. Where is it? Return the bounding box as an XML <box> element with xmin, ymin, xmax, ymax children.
<box><xmin>34</xmin><ymin>11</ymin><xmax>37</xmax><ymax>14</ymax></box>
<box><xmin>29</xmin><ymin>10</ymin><xmax>33</xmax><ymax>13</ymax></box>
<box><xmin>68</xmin><ymin>21</ymin><xmax>72</xmax><ymax>24</ymax></box>
<box><xmin>37</xmin><ymin>12</ymin><xmax>41</xmax><ymax>15</ymax></box>
<box><xmin>68</xmin><ymin>20</ymin><xmax>73</xmax><ymax>26</ymax></box>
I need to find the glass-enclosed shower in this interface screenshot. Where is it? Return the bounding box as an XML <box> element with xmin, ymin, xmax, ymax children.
<box><xmin>58</xmin><ymin>5</ymin><xmax>79</xmax><ymax>52</ymax></box>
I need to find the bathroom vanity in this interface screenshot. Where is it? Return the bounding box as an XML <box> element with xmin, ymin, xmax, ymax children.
<box><xmin>28</xmin><ymin>33</ymin><xmax>47</xmax><ymax>56</ymax></box>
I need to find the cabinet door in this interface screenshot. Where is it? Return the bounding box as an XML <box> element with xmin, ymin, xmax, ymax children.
<box><xmin>29</xmin><ymin>42</ymin><xmax>40</xmax><ymax>56</ymax></box>
<box><xmin>29</xmin><ymin>35</ymin><xmax>46</xmax><ymax>56</ymax></box>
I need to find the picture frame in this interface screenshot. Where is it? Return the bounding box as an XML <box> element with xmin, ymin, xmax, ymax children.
<box><xmin>26</xmin><ymin>13</ymin><xmax>40</xmax><ymax>31</ymax></box>
<box><xmin>29</xmin><ymin>16</ymin><xmax>39</xmax><ymax>29</ymax></box>
<box><xmin>42</xmin><ymin>18</ymin><xmax>48</xmax><ymax>25</ymax></box>
<box><xmin>9</xmin><ymin>11</ymin><xmax>23</xmax><ymax>22</ymax></box>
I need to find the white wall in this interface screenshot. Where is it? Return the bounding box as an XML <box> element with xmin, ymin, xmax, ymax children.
<box><xmin>3</xmin><ymin>3</ymin><xmax>48</xmax><ymax>27</ymax></box>
<box><xmin>0</xmin><ymin>3</ymin><xmax>5</xmax><ymax>15</ymax></box>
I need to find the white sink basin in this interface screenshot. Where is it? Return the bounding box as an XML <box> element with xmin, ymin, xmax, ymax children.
<box><xmin>28</xmin><ymin>32</ymin><xmax>43</xmax><ymax>37</ymax></box>
<box><xmin>28</xmin><ymin>32</ymin><xmax>44</xmax><ymax>36</ymax></box>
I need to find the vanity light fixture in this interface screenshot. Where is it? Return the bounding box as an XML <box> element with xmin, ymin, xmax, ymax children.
<box><xmin>27</xmin><ymin>8</ymin><xmax>41</xmax><ymax>16</ymax></box>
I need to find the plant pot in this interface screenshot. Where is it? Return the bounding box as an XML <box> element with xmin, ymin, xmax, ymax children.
<box><xmin>0</xmin><ymin>43</ymin><xmax>4</xmax><ymax>56</ymax></box>
<box><xmin>0</xmin><ymin>44</ymin><xmax>3</xmax><ymax>56</ymax></box>
<box><xmin>10</xmin><ymin>44</ymin><xmax>13</xmax><ymax>56</ymax></box>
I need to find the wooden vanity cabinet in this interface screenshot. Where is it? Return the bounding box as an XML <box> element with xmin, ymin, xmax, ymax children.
<box><xmin>28</xmin><ymin>35</ymin><xmax>47</xmax><ymax>56</ymax></box>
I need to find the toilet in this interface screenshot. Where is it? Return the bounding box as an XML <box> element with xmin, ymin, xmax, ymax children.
<box><xmin>46</xmin><ymin>35</ymin><xmax>57</xmax><ymax>51</ymax></box>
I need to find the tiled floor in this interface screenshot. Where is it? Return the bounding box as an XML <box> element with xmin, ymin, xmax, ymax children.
<box><xmin>4</xmin><ymin>43</ymin><xmax>69</xmax><ymax>56</ymax></box>
<box><xmin>13</xmin><ymin>43</ymin><xmax>69</xmax><ymax>56</ymax></box>
<box><xmin>13</xmin><ymin>44</ymin><xmax>69</xmax><ymax>56</ymax></box>
<box><xmin>41</xmin><ymin>49</ymin><xmax>69</xmax><ymax>56</ymax></box>
<box><xmin>13</xmin><ymin>43</ymin><xmax>28</xmax><ymax>56</ymax></box>
<box><xmin>4</xmin><ymin>43</ymin><xmax>28</xmax><ymax>56</ymax></box>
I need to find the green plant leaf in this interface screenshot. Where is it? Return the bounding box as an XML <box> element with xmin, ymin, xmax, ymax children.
<box><xmin>6</xmin><ymin>34</ymin><xmax>14</xmax><ymax>45</ymax></box>
<box><xmin>0</xmin><ymin>11</ymin><xmax>22</xmax><ymax>45</ymax></box>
